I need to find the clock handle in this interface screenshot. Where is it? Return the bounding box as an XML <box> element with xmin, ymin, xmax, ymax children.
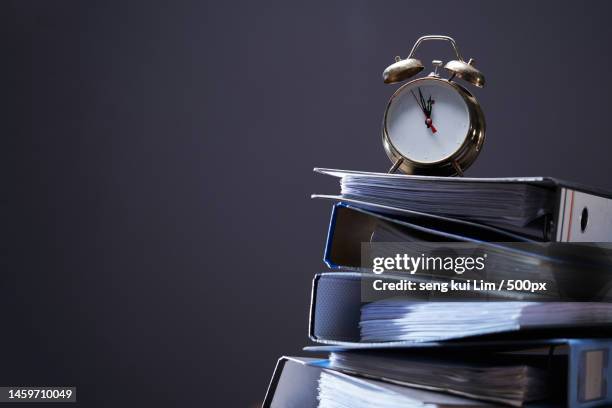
<box><xmin>407</xmin><ymin>35</ymin><xmax>464</xmax><ymax>61</ymax></box>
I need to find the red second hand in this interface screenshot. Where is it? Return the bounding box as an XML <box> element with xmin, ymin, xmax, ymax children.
<box><xmin>425</xmin><ymin>117</ymin><xmax>437</xmax><ymax>133</ymax></box>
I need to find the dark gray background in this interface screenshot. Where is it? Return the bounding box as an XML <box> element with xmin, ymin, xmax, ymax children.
<box><xmin>5</xmin><ymin>0</ymin><xmax>612</xmax><ymax>406</ymax></box>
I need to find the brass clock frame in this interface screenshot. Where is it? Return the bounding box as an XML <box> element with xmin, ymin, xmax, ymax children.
<box><xmin>382</xmin><ymin>76</ymin><xmax>486</xmax><ymax>176</ymax></box>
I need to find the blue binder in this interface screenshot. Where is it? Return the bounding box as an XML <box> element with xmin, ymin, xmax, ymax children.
<box><xmin>263</xmin><ymin>356</ymin><xmax>500</xmax><ymax>407</ymax></box>
<box><xmin>304</xmin><ymin>339</ymin><xmax>612</xmax><ymax>408</ymax></box>
<box><xmin>264</xmin><ymin>340</ymin><xmax>612</xmax><ymax>407</ymax></box>
<box><xmin>314</xmin><ymin>168</ymin><xmax>612</xmax><ymax>242</ymax></box>
<box><xmin>308</xmin><ymin>272</ymin><xmax>612</xmax><ymax>345</ymax></box>
<box><xmin>322</xmin><ymin>202</ymin><xmax>533</xmax><ymax>269</ymax></box>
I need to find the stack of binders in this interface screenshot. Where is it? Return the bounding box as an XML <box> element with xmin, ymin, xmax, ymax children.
<box><xmin>262</xmin><ymin>169</ymin><xmax>612</xmax><ymax>408</ymax></box>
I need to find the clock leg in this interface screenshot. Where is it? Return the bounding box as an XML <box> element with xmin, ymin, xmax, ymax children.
<box><xmin>452</xmin><ymin>160</ymin><xmax>464</xmax><ymax>177</ymax></box>
<box><xmin>388</xmin><ymin>158</ymin><xmax>404</xmax><ymax>173</ymax></box>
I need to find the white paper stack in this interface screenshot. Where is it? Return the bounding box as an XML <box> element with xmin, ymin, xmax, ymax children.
<box><xmin>328</xmin><ymin>351</ymin><xmax>549</xmax><ymax>406</ymax></box>
<box><xmin>317</xmin><ymin>370</ymin><xmax>492</xmax><ymax>408</ymax></box>
<box><xmin>360</xmin><ymin>300</ymin><xmax>612</xmax><ymax>342</ymax></box>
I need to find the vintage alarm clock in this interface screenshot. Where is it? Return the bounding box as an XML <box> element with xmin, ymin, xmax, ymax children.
<box><xmin>382</xmin><ymin>35</ymin><xmax>485</xmax><ymax>176</ymax></box>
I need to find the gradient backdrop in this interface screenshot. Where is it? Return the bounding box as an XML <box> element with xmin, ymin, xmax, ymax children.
<box><xmin>6</xmin><ymin>1</ymin><xmax>612</xmax><ymax>406</ymax></box>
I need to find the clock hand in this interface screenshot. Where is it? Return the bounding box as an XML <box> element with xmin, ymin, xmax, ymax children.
<box><xmin>425</xmin><ymin>94</ymin><xmax>437</xmax><ymax>133</ymax></box>
<box><xmin>411</xmin><ymin>88</ymin><xmax>437</xmax><ymax>133</ymax></box>
<box><xmin>410</xmin><ymin>89</ymin><xmax>427</xmax><ymax>115</ymax></box>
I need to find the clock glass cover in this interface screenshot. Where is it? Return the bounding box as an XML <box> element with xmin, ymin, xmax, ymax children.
<box><xmin>385</xmin><ymin>79</ymin><xmax>470</xmax><ymax>164</ymax></box>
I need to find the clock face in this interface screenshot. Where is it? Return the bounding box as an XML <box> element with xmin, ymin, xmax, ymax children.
<box><xmin>385</xmin><ymin>78</ymin><xmax>470</xmax><ymax>164</ymax></box>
